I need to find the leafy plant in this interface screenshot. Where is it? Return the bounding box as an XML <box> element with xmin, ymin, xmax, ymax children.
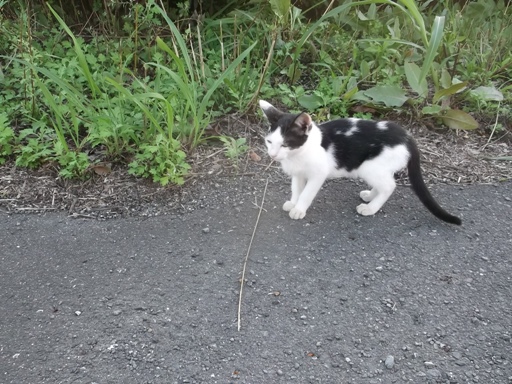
<box><xmin>15</xmin><ymin>123</ymin><xmax>54</xmax><ymax>169</ymax></box>
<box><xmin>0</xmin><ymin>113</ymin><xmax>14</xmax><ymax>164</ymax></box>
<box><xmin>152</xmin><ymin>6</ymin><xmax>258</xmax><ymax>148</ymax></box>
<box><xmin>0</xmin><ymin>0</ymin><xmax>511</xmax><ymax>183</ymax></box>
<box><xmin>219</xmin><ymin>136</ymin><xmax>250</xmax><ymax>167</ymax></box>
<box><xmin>128</xmin><ymin>134</ymin><xmax>190</xmax><ymax>186</ymax></box>
<box><xmin>54</xmin><ymin>144</ymin><xmax>90</xmax><ymax>179</ymax></box>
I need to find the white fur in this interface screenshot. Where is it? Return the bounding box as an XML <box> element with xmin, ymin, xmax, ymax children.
<box><xmin>259</xmin><ymin>100</ymin><xmax>273</xmax><ymax>111</ymax></box>
<box><xmin>265</xmin><ymin>120</ymin><xmax>410</xmax><ymax>220</ymax></box>
<box><xmin>344</xmin><ymin>126</ymin><xmax>359</xmax><ymax>137</ymax></box>
<box><xmin>377</xmin><ymin>121</ymin><xmax>388</xmax><ymax>130</ymax></box>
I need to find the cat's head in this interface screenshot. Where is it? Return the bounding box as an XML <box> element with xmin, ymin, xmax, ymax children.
<box><xmin>259</xmin><ymin>100</ymin><xmax>312</xmax><ymax>161</ymax></box>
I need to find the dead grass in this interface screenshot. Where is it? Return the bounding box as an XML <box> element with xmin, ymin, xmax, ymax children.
<box><xmin>1</xmin><ymin>115</ymin><xmax>510</xmax><ymax>219</ymax></box>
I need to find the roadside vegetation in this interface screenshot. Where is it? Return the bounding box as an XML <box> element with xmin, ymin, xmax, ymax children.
<box><xmin>0</xmin><ymin>0</ymin><xmax>510</xmax><ymax>184</ymax></box>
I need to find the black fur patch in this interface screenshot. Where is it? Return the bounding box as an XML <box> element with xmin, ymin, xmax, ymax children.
<box><xmin>319</xmin><ymin>119</ymin><xmax>410</xmax><ymax>171</ymax></box>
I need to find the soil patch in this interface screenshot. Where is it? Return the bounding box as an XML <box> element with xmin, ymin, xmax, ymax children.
<box><xmin>1</xmin><ymin>114</ymin><xmax>510</xmax><ymax>219</ymax></box>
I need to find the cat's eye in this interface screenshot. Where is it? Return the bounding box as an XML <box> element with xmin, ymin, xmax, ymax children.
<box><xmin>266</xmin><ymin>139</ymin><xmax>272</xmax><ymax>144</ymax></box>
<box><xmin>281</xmin><ymin>144</ymin><xmax>289</xmax><ymax>148</ymax></box>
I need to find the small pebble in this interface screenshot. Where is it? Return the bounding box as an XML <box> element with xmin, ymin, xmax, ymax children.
<box><xmin>202</xmin><ymin>227</ymin><xmax>210</xmax><ymax>233</ymax></box>
<box><xmin>426</xmin><ymin>368</ymin><xmax>441</xmax><ymax>378</ymax></box>
<box><xmin>385</xmin><ymin>355</ymin><xmax>395</xmax><ymax>369</ymax></box>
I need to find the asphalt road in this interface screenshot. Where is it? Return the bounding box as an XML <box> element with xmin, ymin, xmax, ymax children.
<box><xmin>1</xmin><ymin>179</ymin><xmax>511</xmax><ymax>384</ymax></box>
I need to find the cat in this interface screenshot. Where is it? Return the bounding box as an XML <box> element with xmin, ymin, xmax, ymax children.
<box><xmin>259</xmin><ymin>100</ymin><xmax>461</xmax><ymax>225</ymax></box>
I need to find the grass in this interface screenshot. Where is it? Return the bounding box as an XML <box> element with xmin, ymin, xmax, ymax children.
<box><xmin>0</xmin><ymin>0</ymin><xmax>510</xmax><ymax>184</ymax></box>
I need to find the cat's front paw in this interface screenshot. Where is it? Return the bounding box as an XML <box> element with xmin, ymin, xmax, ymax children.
<box><xmin>289</xmin><ymin>207</ymin><xmax>306</xmax><ymax>220</ymax></box>
<box><xmin>359</xmin><ymin>190</ymin><xmax>374</xmax><ymax>202</ymax></box>
<box><xmin>356</xmin><ymin>203</ymin><xmax>378</xmax><ymax>216</ymax></box>
<box><xmin>282</xmin><ymin>201</ymin><xmax>295</xmax><ymax>212</ymax></box>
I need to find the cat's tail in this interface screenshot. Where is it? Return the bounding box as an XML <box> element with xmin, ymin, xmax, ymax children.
<box><xmin>406</xmin><ymin>140</ymin><xmax>462</xmax><ymax>225</ymax></box>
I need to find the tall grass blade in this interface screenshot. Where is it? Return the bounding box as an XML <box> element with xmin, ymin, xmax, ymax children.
<box><xmin>105</xmin><ymin>77</ymin><xmax>165</xmax><ymax>133</ymax></box>
<box><xmin>46</xmin><ymin>4</ymin><xmax>100</xmax><ymax>98</ymax></box>
<box><xmin>198</xmin><ymin>41</ymin><xmax>257</xmax><ymax>120</ymax></box>
<box><xmin>34</xmin><ymin>77</ymin><xmax>69</xmax><ymax>152</ymax></box>
<box><xmin>419</xmin><ymin>15</ymin><xmax>445</xmax><ymax>87</ymax></box>
<box><xmin>288</xmin><ymin>0</ymin><xmax>420</xmax><ymax>82</ymax></box>
<box><xmin>154</xmin><ymin>4</ymin><xmax>196</xmax><ymax>83</ymax></box>
<box><xmin>398</xmin><ymin>0</ymin><xmax>427</xmax><ymax>45</ymax></box>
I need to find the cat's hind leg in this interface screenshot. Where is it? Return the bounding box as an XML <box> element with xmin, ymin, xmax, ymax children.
<box><xmin>356</xmin><ymin>177</ymin><xmax>396</xmax><ymax>216</ymax></box>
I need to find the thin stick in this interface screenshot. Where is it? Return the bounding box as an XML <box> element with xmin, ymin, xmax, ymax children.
<box><xmin>196</xmin><ymin>21</ymin><xmax>205</xmax><ymax>79</ymax></box>
<box><xmin>322</xmin><ymin>0</ymin><xmax>336</xmax><ymax>16</ymax></box>
<box><xmin>15</xmin><ymin>207</ymin><xmax>57</xmax><ymax>211</ymax></box>
<box><xmin>248</xmin><ymin>28</ymin><xmax>277</xmax><ymax>109</ymax></box>
<box><xmin>263</xmin><ymin>159</ymin><xmax>275</xmax><ymax>173</ymax></box>
<box><xmin>481</xmin><ymin>101</ymin><xmax>501</xmax><ymax>151</ymax></box>
<box><xmin>237</xmin><ymin>178</ymin><xmax>269</xmax><ymax>331</ymax></box>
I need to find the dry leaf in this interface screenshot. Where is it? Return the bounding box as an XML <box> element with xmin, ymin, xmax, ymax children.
<box><xmin>351</xmin><ymin>105</ymin><xmax>377</xmax><ymax>114</ymax></box>
<box><xmin>91</xmin><ymin>164</ymin><xmax>112</xmax><ymax>176</ymax></box>
<box><xmin>249</xmin><ymin>149</ymin><xmax>261</xmax><ymax>162</ymax></box>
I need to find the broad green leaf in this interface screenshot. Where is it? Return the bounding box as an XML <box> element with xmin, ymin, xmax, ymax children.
<box><xmin>433</xmin><ymin>81</ymin><xmax>468</xmax><ymax>103</ymax></box>
<box><xmin>367</xmin><ymin>3</ymin><xmax>377</xmax><ymax>19</ymax></box>
<box><xmin>470</xmin><ymin>86</ymin><xmax>504</xmax><ymax>101</ymax></box>
<box><xmin>356</xmin><ymin>9</ymin><xmax>368</xmax><ymax>21</ymax></box>
<box><xmin>440</xmin><ymin>68</ymin><xmax>452</xmax><ymax>89</ymax></box>
<box><xmin>269</xmin><ymin>0</ymin><xmax>290</xmax><ymax>22</ymax></box>
<box><xmin>421</xmin><ymin>105</ymin><xmax>443</xmax><ymax>115</ymax></box>
<box><xmin>360</xmin><ymin>60</ymin><xmax>370</xmax><ymax>78</ymax></box>
<box><xmin>363</xmin><ymin>85</ymin><xmax>408</xmax><ymax>107</ymax></box>
<box><xmin>352</xmin><ymin>90</ymin><xmax>371</xmax><ymax>102</ymax></box>
<box><xmin>298</xmin><ymin>94</ymin><xmax>324</xmax><ymax>110</ymax></box>
<box><xmin>441</xmin><ymin>109</ymin><xmax>479</xmax><ymax>130</ymax></box>
<box><xmin>343</xmin><ymin>86</ymin><xmax>359</xmax><ymax>100</ymax></box>
<box><xmin>404</xmin><ymin>61</ymin><xmax>428</xmax><ymax>97</ymax></box>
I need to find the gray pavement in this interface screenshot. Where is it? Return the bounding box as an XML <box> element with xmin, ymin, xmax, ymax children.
<box><xmin>1</xmin><ymin>179</ymin><xmax>511</xmax><ymax>383</ymax></box>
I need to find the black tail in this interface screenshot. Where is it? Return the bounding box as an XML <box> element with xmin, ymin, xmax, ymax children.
<box><xmin>406</xmin><ymin>140</ymin><xmax>461</xmax><ymax>225</ymax></box>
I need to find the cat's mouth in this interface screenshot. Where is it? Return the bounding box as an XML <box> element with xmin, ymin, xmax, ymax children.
<box><xmin>269</xmin><ymin>154</ymin><xmax>285</xmax><ymax>161</ymax></box>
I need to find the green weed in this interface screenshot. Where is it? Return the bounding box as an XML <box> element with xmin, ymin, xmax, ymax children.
<box><xmin>128</xmin><ymin>134</ymin><xmax>190</xmax><ymax>186</ymax></box>
<box><xmin>0</xmin><ymin>0</ymin><xmax>510</xmax><ymax>183</ymax></box>
<box><xmin>219</xmin><ymin>136</ymin><xmax>250</xmax><ymax>168</ymax></box>
<box><xmin>0</xmin><ymin>113</ymin><xmax>14</xmax><ymax>164</ymax></box>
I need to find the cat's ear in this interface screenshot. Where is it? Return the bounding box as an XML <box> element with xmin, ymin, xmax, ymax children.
<box><xmin>292</xmin><ymin>113</ymin><xmax>313</xmax><ymax>135</ymax></box>
<box><xmin>259</xmin><ymin>100</ymin><xmax>283</xmax><ymax>124</ymax></box>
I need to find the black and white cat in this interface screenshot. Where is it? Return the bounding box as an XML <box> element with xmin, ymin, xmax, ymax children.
<box><xmin>259</xmin><ymin>100</ymin><xmax>461</xmax><ymax>225</ymax></box>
